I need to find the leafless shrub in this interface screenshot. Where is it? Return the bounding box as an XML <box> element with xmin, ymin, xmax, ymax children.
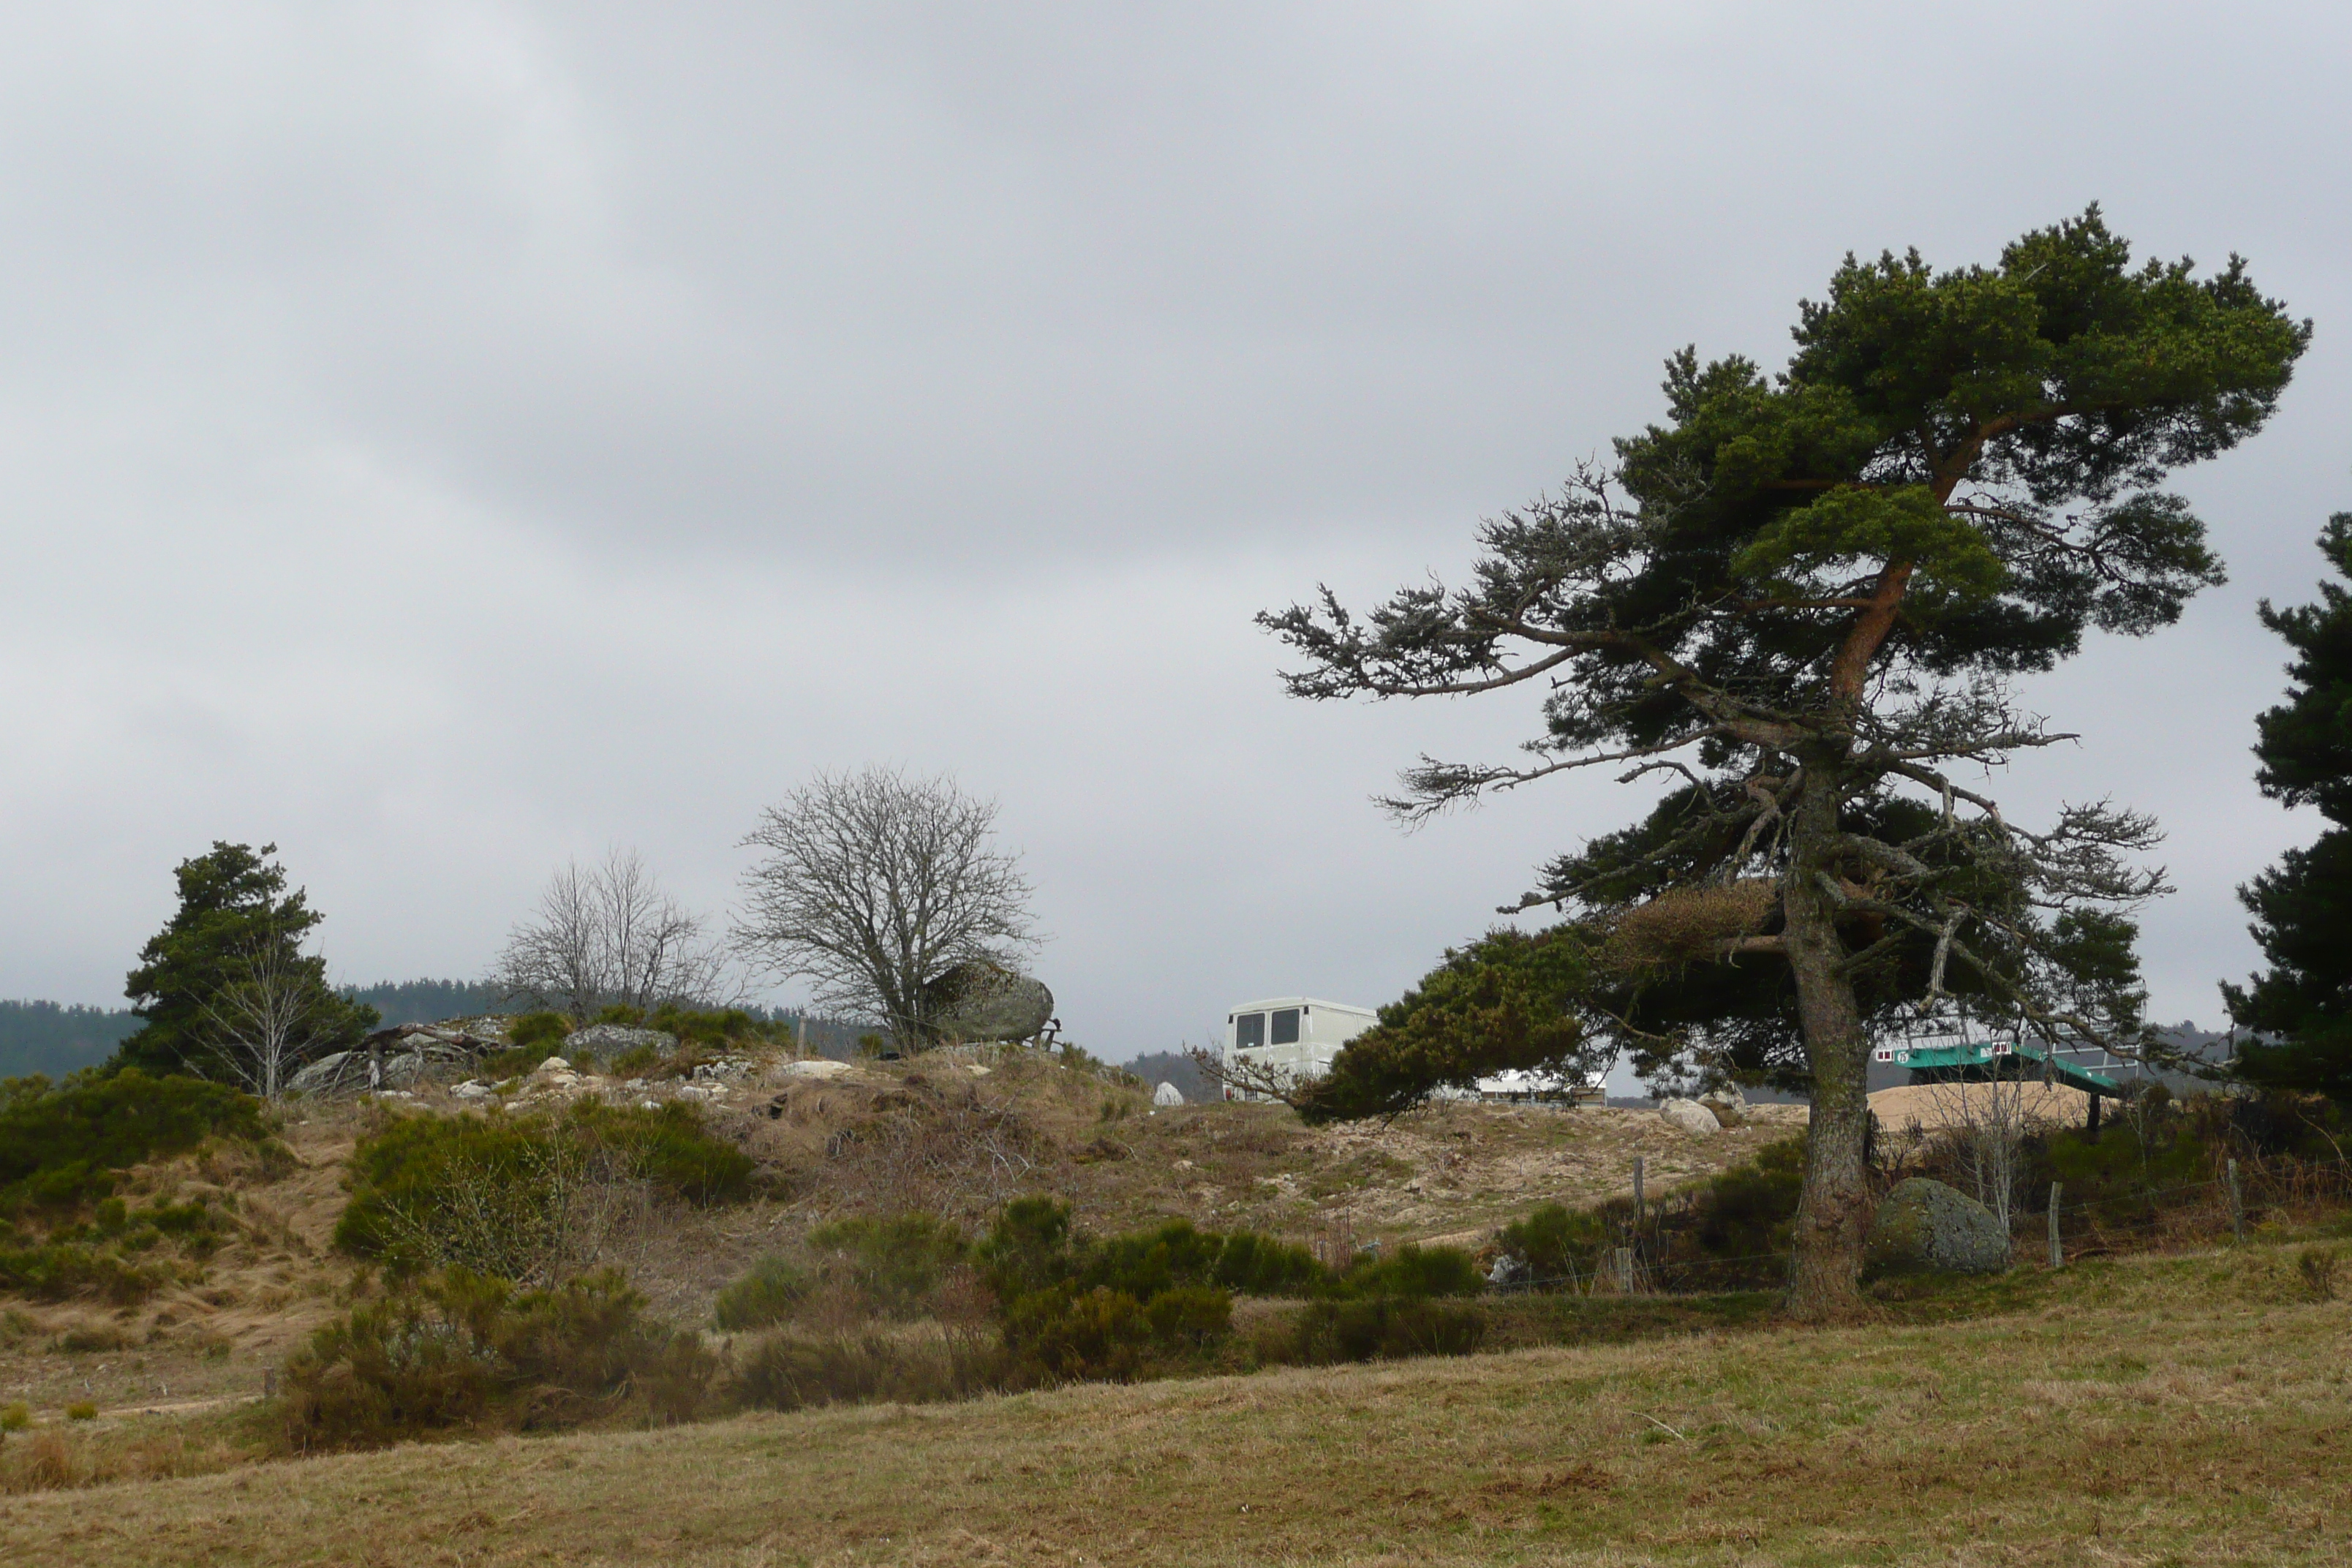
<box><xmin>1910</xmin><ymin>1071</ymin><xmax>2059</xmax><ymax>1230</ymax></box>
<box><xmin>802</xmin><ymin>1079</ymin><xmax>1058</xmax><ymax>1227</ymax></box>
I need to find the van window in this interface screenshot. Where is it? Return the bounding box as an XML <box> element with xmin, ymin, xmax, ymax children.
<box><xmin>1270</xmin><ymin>1008</ymin><xmax>1301</xmax><ymax>1045</ymax></box>
<box><xmin>1235</xmin><ymin>1012</ymin><xmax>1265</xmax><ymax>1049</ymax></box>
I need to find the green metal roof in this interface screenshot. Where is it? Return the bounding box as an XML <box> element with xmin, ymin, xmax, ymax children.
<box><xmin>1884</xmin><ymin>1039</ymin><xmax>2123</xmax><ymax>1097</ymax></box>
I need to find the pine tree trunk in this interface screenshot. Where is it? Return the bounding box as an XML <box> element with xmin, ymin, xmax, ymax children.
<box><xmin>1779</xmin><ymin>761</ymin><xmax>1873</xmax><ymax>1321</ymax></box>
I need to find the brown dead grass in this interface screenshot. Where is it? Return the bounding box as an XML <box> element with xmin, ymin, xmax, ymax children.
<box><xmin>1869</xmin><ymin>1079</ymin><xmax>2095</xmax><ymax>1133</ymax></box>
<box><xmin>1</xmin><ymin>1052</ymin><xmax>1804</xmax><ymax>1383</ymax></box>
<box><xmin>1</xmin><ymin>1242</ymin><xmax>2343</xmax><ymax>1566</ymax></box>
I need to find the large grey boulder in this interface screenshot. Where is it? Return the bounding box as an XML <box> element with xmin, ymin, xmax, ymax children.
<box><xmin>1867</xmin><ymin>1177</ymin><xmax>2012</xmax><ymax>1275</ymax></box>
<box><xmin>1659</xmin><ymin>1098</ymin><xmax>1722</xmax><ymax>1137</ymax></box>
<box><xmin>564</xmin><ymin>1024</ymin><xmax>677</xmax><ymax>1059</ymax></box>
<box><xmin>287</xmin><ymin>1051</ymin><xmax>357</xmax><ymax>1095</ymax></box>
<box><xmin>1153</xmin><ymin>1081</ymin><xmax>1185</xmax><ymax>1108</ymax></box>
<box><xmin>920</xmin><ymin>962</ymin><xmax>1054</xmax><ymax>1043</ymax></box>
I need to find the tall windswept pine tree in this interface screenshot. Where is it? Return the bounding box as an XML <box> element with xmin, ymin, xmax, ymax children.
<box><xmin>2225</xmin><ymin>515</ymin><xmax>2352</xmax><ymax>1101</ymax></box>
<box><xmin>116</xmin><ymin>842</ymin><xmax>374</xmax><ymax>1083</ymax></box>
<box><xmin>1264</xmin><ymin>209</ymin><xmax>2307</xmax><ymax>1318</ymax></box>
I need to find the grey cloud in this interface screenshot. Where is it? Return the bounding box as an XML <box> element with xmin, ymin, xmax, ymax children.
<box><xmin>1</xmin><ymin>4</ymin><xmax>2348</xmax><ymax>1052</ymax></box>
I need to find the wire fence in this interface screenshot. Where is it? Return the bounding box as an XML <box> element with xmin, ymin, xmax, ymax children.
<box><xmin>1481</xmin><ymin>1146</ymin><xmax>2352</xmax><ymax>1301</ymax></box>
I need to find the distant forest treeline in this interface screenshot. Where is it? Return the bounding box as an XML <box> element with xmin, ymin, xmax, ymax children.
<box><xmin>0</xmin><ymin>982</ymin><xmax>882</xmax><ymax>1079</ymax></box>
<box><xmin>0</xmin><ymin>1000</ymin><xmax>138</xmax><ymax>1080</ymax></box>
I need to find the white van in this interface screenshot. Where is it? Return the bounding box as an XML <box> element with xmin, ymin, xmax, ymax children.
<box><xmin>1222</xmin><ymin>996</ymin><xmax>1378</xmax><ymax>1099</ymax></box>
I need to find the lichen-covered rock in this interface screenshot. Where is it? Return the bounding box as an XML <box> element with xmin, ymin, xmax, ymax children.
<box><xmin>920</xmin><ymin>962</ymin><xmax>1054</xmax><ymax>1043</ymax></box>
<box><xmin>1153</xmin><ymin>1081</ymin><xmax>1185</xmax><ymax>1108</ymax></box>
<box><xmin>563</xmin><ymin>1024</ymin><xmax>677</xmax><ymax>1059</ymax></box>
<box><xmin>1700</xmin><ymin>1088</ymin><xmax>1746</xmax><ymax>1127</ymax></box>
<box><xmin>1659</xmin><ymin>1098</ymin><xmax>1722</xmax><ymax>1136</ymax></box>
<box><xmin>1867</xmin><ymin>1177</ymin><xmax>2012</xmax><ymax>1275</ymax></box>
<box><xmin>287</xmin><ymin>1052</ymin><xmax>356</xmax><ymax>1094</ymax></box>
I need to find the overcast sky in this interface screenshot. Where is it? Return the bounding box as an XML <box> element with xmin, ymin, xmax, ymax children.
<box><xmin>4</xmin><ymin>4</ymin><xmax>2348</xmax><ymax>1062</ymax></box>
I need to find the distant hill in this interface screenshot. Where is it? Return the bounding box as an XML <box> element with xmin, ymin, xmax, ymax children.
<box><xmin>0</xmin><ymin>1000</ymin><xmax>137</xmax><ymax>1080</ymax></box>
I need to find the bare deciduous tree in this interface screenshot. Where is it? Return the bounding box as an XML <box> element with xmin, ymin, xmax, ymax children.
<box><xmin>199</xmin><ymin>927</ymin><xmax>342</xmax><ymax>1100</ymax></box>
<box><xmin>493</xmin><ymin>848</ymin><xmax>736</xmax><ymax>1018</ymax></box>
<box><xmin>734</xmin><ymin>767</ymin><xmax>1038</xmax><ymax>1046</ymax></box>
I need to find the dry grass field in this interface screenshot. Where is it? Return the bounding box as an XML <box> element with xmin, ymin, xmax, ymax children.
<box><xmin>3</xmin><ymin>1240</ymin><xmax>2344</xmax><ymax>1567</ymax></box>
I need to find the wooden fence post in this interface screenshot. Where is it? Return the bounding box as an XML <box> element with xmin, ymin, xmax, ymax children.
<box><xmin>2047</xmin><ymin>1181</ymin><xmax>2063</xmax><ymax>1270</ymax></box>
<box><xmin>1632</xmin><ymin>1156</ymin><xmax>1646</xmax><ymax>1247</ymax></box>
<box><xmin>1613</xmin><ymin>1247</ymin><xmax>1635</xmax><ymax>1294</ymax></box>
<box><xmin>2227</xmin><ymin>1159</ymin><xmax>2244</xmax><ymax>1242</ymax></box>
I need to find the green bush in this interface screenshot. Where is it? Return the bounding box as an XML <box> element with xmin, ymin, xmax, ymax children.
<box><xmin>805</xmin><ymin>1214</ymin><xmax>970</xmax><ymax>1316</ymax></box>
<box><xmin>1207</xmin><ymin>1229</ymin><xmax>1326</xmax><ymax>1295</ymax></box>
<box><xmin>336</xmin><ymin>1103</ymin><xmax>754</xmax><ymax>1281</ymax></box>
<box><xmin>1000</xmin><ymin>1284</ymin><xmax>1154</xmax><ymax>1382</ymax></box>
<box><xmin>975</xmin><ymin>1201</ymin><xmax>1327</xmax><ymax>1304</ymax></box>
<box><xmin>1491</xmin><ymin>1138</ymin><xmax>1806</xmax><ymax>1293</ymax></box>
<box><xmin>0</xmin><ymin>1240</ymin><xmax>171</xmax><ymax>1303</ymax></box>
<box><xmin>648</xmin><ymin>1005</ymin><xmax>782</xmax><ymax>1049</ymax></box>
<box><xmin>976</xmin><ymin>1202</ymin><xmax>1276</xmax><ymax>1379</ymax></box>
<box><xmin>1495</xmin><ymin>1203</ymin><xmax>1605</xmax><ymax>1286</ymax></box>
<box><xmin>0</xmin><ymin>1402</ymin><xmax>28</xmax><ymax>1431</ymax></box>
<box><xmin>507</xmin><ymin>1012</ymin><xmax>572</xmax><ymax>1051</ymax></box>
<box><xmin>712</xmin><ymin>1256</ymin><xmax>813</xmax><ymax>1332</ymax></box>
<box><xmin>1143</xmin><ymin>1284</ymin><xmax>1232</xmax><ymax>1349</ymax></box>
<box><xmin>608</xmin><ymin>1044</ymin><xmax>662</xmax><ymax>1076</ymax></box>
<box><xmin>1338</xmin><ymin>1243</ymin><xmax>1485</xmax><ymax>1300</ymax></box>
<box><xmin>276</xmin><ymin>1267</ymin><xmax>716</xmax><ymax>1451</ymax></box>
<box><xmin>1282</xmin><ymin>1297</ymin><xmax>1487</xmax><ymax>1364</ymax></box>
<box><xmin>0</xmin><ymin>1070</ymin><xmax>266</xmax><ymax>1215</ymax></box>
<box><xmin>732</xmin><ymin>1330</ymin><xmax>970</xmax><ymax>1411</ymax></box>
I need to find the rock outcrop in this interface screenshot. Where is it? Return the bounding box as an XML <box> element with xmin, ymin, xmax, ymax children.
<box><xmin>289</xmin><ymin>1022</ymin><xmax>495</xmax><ymax>1096</ymax></box>
<box><xmin>563</xmin><ymin>1024</ymin><xmax>678</xmax><ymax>1060</ymax></box>
<box><xmin>1866</xmin><ymin>1177</ymin><xmax>2012</xmax><ymax>1275</ymax></box>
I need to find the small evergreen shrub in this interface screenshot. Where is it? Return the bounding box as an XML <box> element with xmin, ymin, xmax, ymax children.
<box><xmin>0</xmin><ymin>1070</ymin><xmax>266</xmax><ymax>1215</ymax></box>
<box><xmin>0</xmin><ymin>1402</ymin><xmax>28</xmax><ymax>1432</ymax></box>
<box><xmin>608</xmin><ymin>1044</ymin><xmax>662</xmax><ymax>1076</ymax></box>
<box><xmin>1283</xmin><ymin>1297</ymin><xmax>1486</xmax><ymax>1364</ymax></box>
<box><xmin>1338</xmin><ymin>1243</ymin><xmax>1485</xmax><ymax>1300</ymax></box>
<box><xmin>805</xmin><ymin>1214</ymin><xmax>970</xmax><ymax>1317</ymax></box>
<box><xmin>0</xmin><ymin>1242</ymin><xmax>171</xmax><ymax>1304</ymax></box>
<box><xmin>1142</xmin><ymin>1284</ymin><xmax>1232</xmax><ymax>1349</ymax></box>
<box><xmin>507</xmin><ymin>1012</ymin><xmax>572</xmax><ymax>1051</ymax></box>
<box><xmin>276</xmin><ymin>1267</ymin><xmax>716</xmax><ymax>1451</ymax></box>
<box><xmin>336</xmin><ymin>1103</ymin><xmax>753</xmax><ymax>1281</ymax></box>
<box><xmin>731</xmin><ymin>1332</ymin><xmax>968</xmax><ymax>1411</ymax></box>
<box><xmin>64</xmin><ymin>1403</ymin><xmax>96</xmax><ymax>1422</ymax></box>
<box><xmin>712</xmin><ymin>1256</ymin><xmax>813</xmax><ymax>1332</ymax></box>
<box><xmin>1000</xmin><ymin>1284</ymin><xmax>1154</xmax><ymax>1382</ymax></box>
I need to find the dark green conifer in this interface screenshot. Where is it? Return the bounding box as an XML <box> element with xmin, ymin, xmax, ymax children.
<box><xmin>2225</xmin><ymin>516</ymin><xmax>2352</xmax><ymax>1101</ymax></box>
